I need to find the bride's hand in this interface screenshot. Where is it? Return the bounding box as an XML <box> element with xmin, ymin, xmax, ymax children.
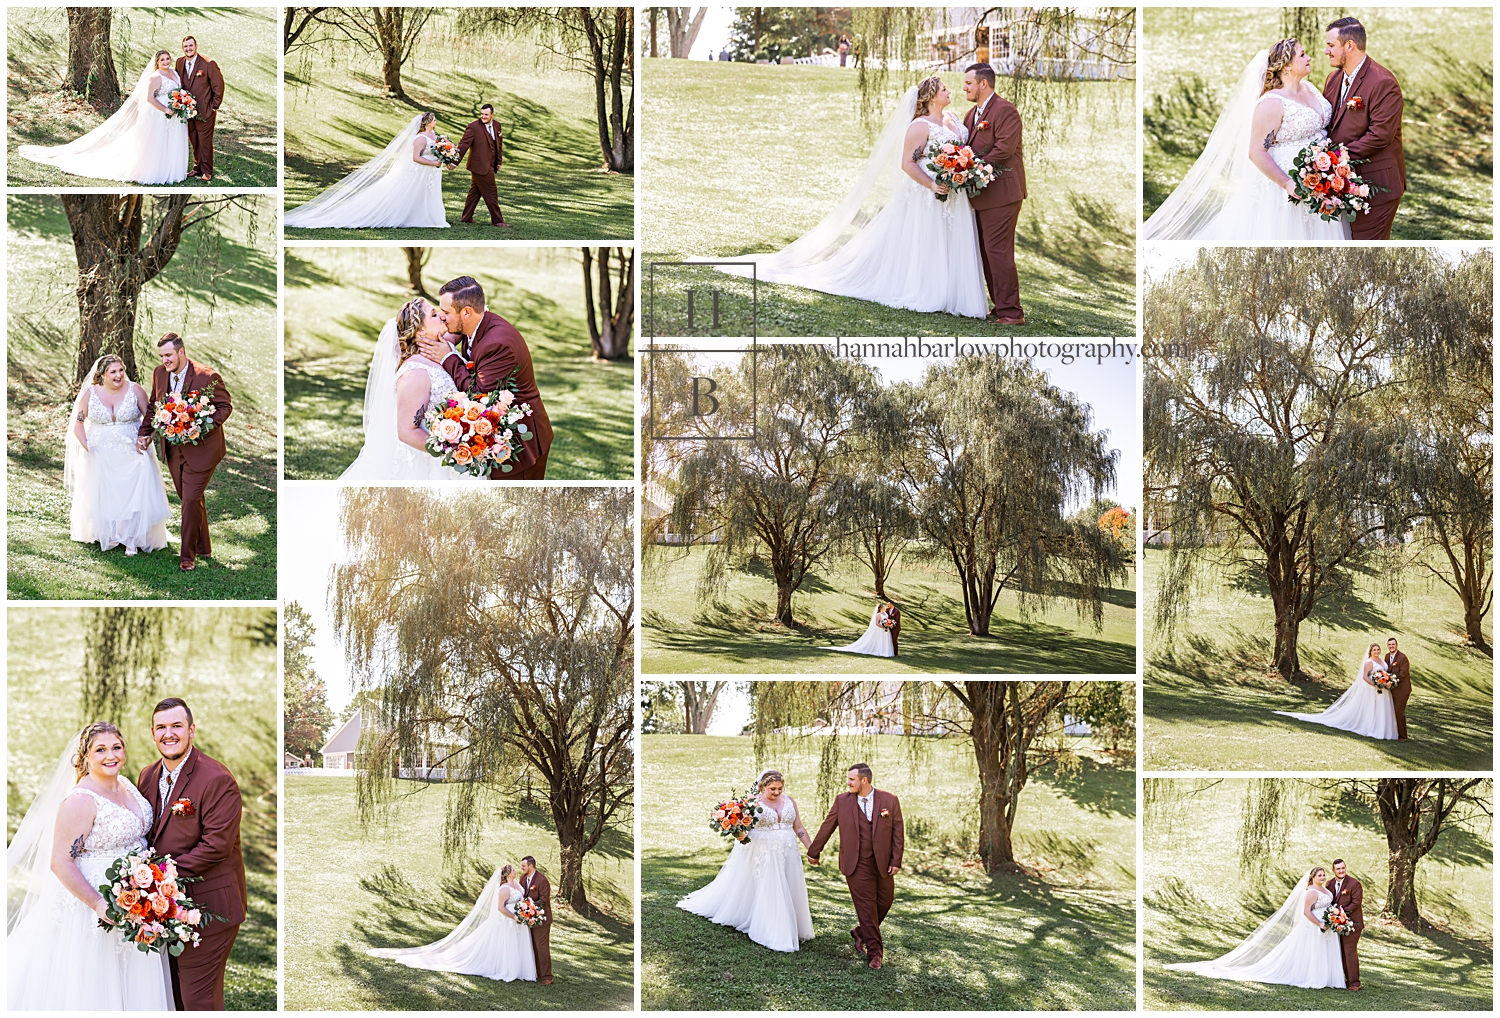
<box><xmin>92</xmin><ymin>897</ymin><xmax>114</xmax><ymax>924</ymax></box>
<box><xmin>932</xmin><ymin>182</ymin><xmax>949</xmax><ymax>195</ymax></box>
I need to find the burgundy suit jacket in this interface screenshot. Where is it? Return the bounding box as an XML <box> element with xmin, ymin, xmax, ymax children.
<box><xmin>1330</xmin><ymin>874</ymin><xmax>1364</xmax><ymax>930</ymax></box>
<box><xmin>138</xmin><ymin>358</ymin><xmax>231</xmax><ymax>469</ymax></box>
<box><xmin>963</xmin><ymin>93</ymin><xmax>1027</xmax><ymax>208</ymax></box>
<box><xmin>524</xmin><ymin>869</ymin><xmax>552</xmax><ymax>928</ymax></box>
<box><xmin>174</xmin><ymin>54</ymin><xmax>224</xmax><ymax>121</ymax></box>
<box><xmin>138</xmin><ymin>749</ymin><xmax>248</xmax><ymax>926</ymax></box>
<box><xmin>441</xmin><ymin>311</ymin><xmax>553</xmax><ymax>474</ymax></box>
<box><xmin>1385</xmin><ymin>650</ymin><xmax>1411</xmax><ymax>684</ymax></box>
<box><xmin>1322</xmin><ymin>56</ymin><xmax>1405</xmax><ymax>201</ymax></box>
<box><xmin>808</xmin><ymin>789</ymin><xmax>905</xmax><ymax>876</ymax></box>
<box><xmin>456</xmin><ymin>118</ymin><xmax>502</xmax><ymax>174</ymax></box>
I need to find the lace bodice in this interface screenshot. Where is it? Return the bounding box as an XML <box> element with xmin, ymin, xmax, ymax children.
<box><xmin>398</xmin><ymin>357</ymin><xmax>458</xmax><ymax>411</ymax></box>
<box><xmin>65</xmin><ymin>782</ymin><xmax>153</xmax><ymax>857</ymax></box>
<box><xmin>83</xmin><ymin>386</ymin><xmax>143</xmax><ymax>426</ymax></box>
<box><xmin>1264</xmin><ymin>90</ymin><xmax>1333</xmax><ymax>167</ymax></box>
<box><xmin>151</xmin><ymin>73</ymin><xmax>183</xmax><ymax>105</ymax></box>
<box><xmin>755</xmin><ymin>797</ymin><xmax>799</xmax><ymax>832</ymax></box>
<box><xmin>912</xmin><ymin>115</ymin><xmax>970</xmax><ymax>181</ymax></box>
<box><xmin>1305</xmin><ymin>886</ymin><xmax>1334</xmax><ymax>923</ymax></box>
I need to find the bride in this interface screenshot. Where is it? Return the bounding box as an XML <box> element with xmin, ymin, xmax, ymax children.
<box><xmin>1274</xmin><ymin>642</ymin><xmax>1399</xmax><ymax>740</ymax></box>
<box><xmin>678</xmin><ymin>769</ymin><xmax>815</xmax><ymax>953</ymax></box>
<box><xmin>340</xmin><ymin>297</ymin><xmax>478</xmax><ymax>480</ymax></box>
<box><xmin>1144</xmin><ymin>39</ymin><xmax>1351</xmax><ymax>241</ymax></box>
<box><xmin>284</xmin><ymin>112</ymin><xmax>450</xmax><ymax>229</ymax></box>
<box><xmin>829</xmin><ymin>601</ymin><xmax>896</xmax><ymax>658</ymax></box>
<box><xmin>1165</xmin><ymin>866</ymin><xmax>1345</xmax><ymax>989</ymax></box>
<box><xmin>8</xmin><ymin>723</ymin><xmax>175</xmax><ymax>1009</ymax></box>
<box><xmin>726</xmin><ymin>76</ymin><xmax>988</xmax><ymax>319</ymax></box>
<box><xmin>19</xmin><ymin>50</ymin><xmax>189</xmax><ymax>185</ymax></box>
<box><xmin>66</xmin><ymin>355</ymin><xmax>172</xmax><ymax>556</ymax></box>
<box><xmin>369</xmin><ymin>862</ymin><xmax>536</xmax><ymax>981</ymax></box>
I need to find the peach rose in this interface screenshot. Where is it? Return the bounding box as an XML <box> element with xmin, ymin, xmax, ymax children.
<box><xmin>152</xmin><ymin>894</ymin><xmax>172</xmax><ymax>915</ymax></box>
<box><xmin>158</xmin><ymin>881</ymin><xmax>179</xmax><ymax>900</ymax></box>
<box><xmin>137</xmin><ymin>927</ymin><xmax>158</xmax><ymax>944</ymax></box>
<box><xmin>464</xmin><ymin>406</ymin><xmax>482</xmax><ymax>421</ymax></box>
<box><xmin>116</xmin><ymin>888</ymin><xmax>140</xmax><ymax>908</ymax></box>
<box><xmin>434</xmin><ymin>419</ymin><xmax>462</xmax><ymax>444</ymax></box>
<box><xmin>131</xmin><ymin>864</ymin><xmax>155</xmax><ymax>888</ymax></box>
<box><xmin>184</xmin><ymin>909</ymin><xmax>202</xmax><ymax>926</ymax></box>
<box><xmin>496</xmin><ymin>390</ymin><xmax>515</xmax><ymax>408</ymax></box>
<box><xmin>1313</xmin><ymin>151</ymin><xmax>1332</xmax><ymax>171</ymax></box>
<box><xmin>472</xmin><ymin>417</ymin><xmax>494</xmax><ymax>436</ymax></box>
<box><xmin>453</xmin><ymin>445</ymin><xmax>473</xmax><ymax>465</ymax></box>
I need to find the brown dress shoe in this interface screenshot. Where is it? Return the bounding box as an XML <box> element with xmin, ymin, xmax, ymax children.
<box><xmin>868</xmin><ymin>956</ymin><xmax>882</xmax><ymax>969</ymax></box>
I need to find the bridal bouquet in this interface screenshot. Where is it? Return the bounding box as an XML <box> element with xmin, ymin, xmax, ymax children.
<box><xmin>513</xmin><ymin>898</ymin><xmax>547</xmax><ymax>928</ymax></box>
<box><xmin>877</xmin><ymin>613</ymin><xmax>894</xmax><ymax>630</ymax></box>
<box><xmin>1371</xmin><ymin>670</ymin><xmax>1399</xmax><ymax>694</ymax></box>
<box><xmin>709</xmin><ymin>791</ymin><xmax>763</xmax><ymax>844</ymax></box>
<box><xmin>1321</xmin><ymin>903</ymin><xmax>1356</xmax><ymax>936</ymax></box>
<box><xmin>151</xmin><ymin>383</ymin><xmax>219</xmax><ymax>446</ymax></box>
<box><xmin>96</xmin><ymin>847</ymin><xmax>210</xmax><ymax>956</ymax></box>
<box><xmin>1288</xmin><ymin>140</ymin><xmax>1376</xmax><ymax>222</ymax></box>
<box><xmin>422</xmin><ymin>387</ymin><xmax>535</xmax><ymax>476</ymax></box>
<box><xmin>922</xmin><ymin>140</ymin><xmax>999</xmax><ymax>202</ymax></box>
<box><xmin>166</xmin><ymin>89</ymin><xmax>197</xmax><ymax>123</ymax></box>
<box><xmin>430</xmin><ymin>135</ymin><xmax>462</xmax><ymax>168</ymax></box>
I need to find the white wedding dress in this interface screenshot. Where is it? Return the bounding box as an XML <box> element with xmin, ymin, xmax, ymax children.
<box><xmin>67</xmin><ymin>386</ymin><xmax>172</xmax><ymax>554</ymax></box>
<box><xmin>1274</xmin><ymin>657</ymin><xmax>1399</xmax><ymax>739</ymax></box>
<box><xmin>829</xmin><ymin>607</ymin><xmax>896</xmax><ymax>658</ymax></box>
<box><xmin>284</xmin><ymin>116</ymin><xmax>448</xmax><ymax>229</ymax></box>
<box><xmin>1165</xmin><ymin>876</ymin><xmax>1345</xmax><ymax>989</ymax></box>
<box><xmin>19</xmin><ymin>64</ymin><xmax>189</xmax><ymax>184</ymax></box>
<box><xmin>8</xmin><ymin>754</ymin><xmax>174</xmax><ymax>1010</ymax></box>
<box><xmin>723</xmin><ymin>88</ymin><xmax>988</xmax><ymax>319</ymax></box>
<box><xmin>678</xmin><ymin>796</ymin><xmax>814</xmax><ymax>953</ymax></box>
<box><xmin>1144</xmin><ymin>52</ymin><xmax>1351</xmax><ymax>241</ymax></box>
<box><xmin>369</xmin><ymin>873</ymin><xmax>537</xmax><ymax>981</ymax></box>
<box><xmin>339</xmin><ymin>320</ymin><xmax>476</xmax><ymax>481</ymax></box>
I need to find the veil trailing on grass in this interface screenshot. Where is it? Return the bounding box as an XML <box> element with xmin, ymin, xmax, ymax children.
<box><xmin>7</xmin><ymin>737</ymin><xmax>85</xmax><ymax>934</ymax></box>
<box><xmin>1142</xmin><ymin>50</ymin><xmax>1270</xmax><ymax>240</ymax></box>
<box><xmin>338</xmin><ymin>319</ymin><xmax>401</xmax><ymax>479</ymax></box>
<box><xmin>367</xmin><ymin>864</ymin><xmax>503</xmax><ymax>964</ymax></box>
<box><xmin>284</xmin><ymin>114</ymin><xmax>424</xmax><ymax>228</ymax></box>
<box><xmin>17</xmin><ymin>60</ymin><xmax>161</xmax><ymax>179</ymax></box>
<box><xmin>1163</xmin><ymin>872</ymin><xmax>1311</xmax><ymax>976</ymax></box>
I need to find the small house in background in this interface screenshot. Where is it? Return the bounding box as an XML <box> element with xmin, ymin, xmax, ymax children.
<box><xmin>319</xmin><ymin>710</ymin><xmax>363</xmax><ymax>771</ymax></box>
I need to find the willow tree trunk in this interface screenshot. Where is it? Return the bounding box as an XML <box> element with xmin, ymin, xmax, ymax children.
<box><xmin>403</xmin><ymin>247</ymin><xmax>432</xmax><ymax>300</ymax></box>
<box><xmin>581</xmin><ymin>247</ymin><xmax>634</xmax><ymax>360</ymax></box>
<box><xmin>970</xmin><ymin>684</ymin><xmax>1019</xmax><ymax>872</ymax></box>
<box><xmin>953</xmin><ymin>547</ymin><xmax>998</xmax><ymax>637</ymax></box>
<box><xmin>373</xmin><ymin>9</ymin><xmax>410</xmax><ymax>99</ymax></box>
<box><xmin>579</xmin><ymin>9</ymin><xmax>634</xmax><ymax>172</ymax></box>
<box><xmin>67</xmin><ymin>7</ymin><xmax>121</xmax><ymax>111</ymax></box>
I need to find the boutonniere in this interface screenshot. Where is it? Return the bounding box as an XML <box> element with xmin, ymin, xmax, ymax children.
<box><xmin>977</xmin><ymin>120</ymin><xmax>990</xmax><ymax>130</ymax></box>
<box><xmin>1346</xmin><ymin>95</ymin><xmax>1364</xmax><ymax>110</ymax></box>
<box><xmin>170</xmin><ymin>798</ymin><xmax>194</xmax><ymax>817</ymax></box>
<box><xmin>879</xmin><ymin>808</ymin><xmax>891</xmax><ymax>817</ymax></box>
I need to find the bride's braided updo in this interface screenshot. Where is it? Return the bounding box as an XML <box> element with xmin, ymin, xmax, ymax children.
<box><xmin>1261</xmin><ymin>38</ymin><xmax>1300</xmax><ymax>94</ymax></box>
<box><xmin>91</xmin><ymin>354</ymin><xmax>125</xmax><ymax>385</ymax></box>
<box><xmin>74</xmin><ymin>721</ymin><xmax>125</xmax><ymax>779</ymax></box>
<box><xmin>419</xmin><ymin>111</ymin><xmax>436</xmax><ymax>132</ymax></box>
<box><xmin>756</xmin><ymin>769</ymin><xmax>785</xmax><ymax>791</ymax></box>
<box><xmin>501</xmin><ymin>864</ymin><xmax>515</xmax><ymax>881</ymax></box>
<box><xmin>1307</xmin><ymin>865</ymin><xmax>1326</xmax><ymax>884</ymax></box>
<box><xmin>394</xmin><ymin>297</ymin><xmax>428</xmax><ymax>364</ymax></box>
<box><xmin>913</xmin><ymin>76</ymin><xmax>943</xmax><ymax>117</ymax></box>
<box><xmin>154</xmin><ymin>50</ymin><xmax>173</xmax><ymax>72</ymax></box>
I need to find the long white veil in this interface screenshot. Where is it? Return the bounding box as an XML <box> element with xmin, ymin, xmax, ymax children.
<box><xmin>721</xmin><ymin>86</ymin><xmax>920</xmax><ymax>279</ymax></box>
<box><xmin>338</xmin><ymin>319</ymin><xmax>402</xmax><ymax>480</ymax></box>
<box><xmin>1142</xmin><ymin>50</ymin><xmax>1272</xmax><ymax>240</ymax></box>
<box><xmin>62</xmin><ymin>357</ymin><xmax>107</xmax><ymax>497</ymax></box>
<box><xmin>7</xmin><ymin>737</ymin><xmax>84</xmax><ymax>935</ymax></box>
<box><xmin>17</xmin><ymin>60</ymin><xmax>160</xmax><ymax>174</ymax></box>
<box><xmin>1163</xmin><ymin>872</ymin><xmax>1313</xmax><ymax>976</ymax></box>
<box><xmin>368</xmin><ymin>864</ymin><xmax>504</xmax><ymax>963</ymax></box>
<box><xmin>285</xmin><ymin>114</ymin><xmax>424</xmax><ymax>228</ymax></box>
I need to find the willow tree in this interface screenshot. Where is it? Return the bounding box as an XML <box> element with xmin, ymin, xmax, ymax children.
<box><xmin>835</xmin><ymin>473</ymin><xmax>919</xmax><ymax>600</ymax></box>
<box><xmin>1144</xmin><ymin>248</ymin><xmax>1449</xmax><ymax>679</ymax></box>
<box><xmin>664</xmin><ymin>346</ymin><xmax>879</xmax><ymax>626</ymax></box>
<box><xmin>66</xmin><ymin>7</ymin><xmax>122</xmax><ymax>110</ymax></box>
<box><xmin>331</xmin><ymin>487</ymin><xmax>634</xmax><ymax>913</ymax></box>
<box><xmin>1363</xmin><ymin>778</ymin><xmax>1491</xmax><ymax>928</ymax></box>
<box><xmin>326</xmin><ymin>7</ymin><xmax>431</xmax><ymax>100</ymax></box>
<box><xmin>895</xmin><ymin>356</ymin><xmax>1124</xmax><ymax>638</ymax></box>
<box><xmin>581</xmin><ymin>247</ymin><xmax>634</xmax><ymax>361</ymax></box>
<box><xmin>81</xmin><ymin>607</ymin><xmax>170</xmax><ymax>723</ymax></box>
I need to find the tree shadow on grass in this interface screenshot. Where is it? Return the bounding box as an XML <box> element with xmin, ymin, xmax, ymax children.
<box><xmin>1031</xmin><ymin>756</ymin><xmax>1135</xmax><ymax>820</ymax></box>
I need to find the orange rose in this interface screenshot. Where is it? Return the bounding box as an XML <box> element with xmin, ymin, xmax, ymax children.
<box><xmin>453</xmin><ymin>446</ymin><xmax>473</xmax><ymax>465</ymax></box>
<box><xmin>464</xmin><ymin>406</ymin><xmax>482</xmax><ymax>421</ymax></box>
<box><xmin>138</xmin><ymin>927</ymin><xmax>158</xmax><ymax>944</ymax></box>
<box><xmin>116</xmin><ymin>888</ymin><xmax>140</xmax><ymax>908</ymax></box>
<box><xmin>445</xmin><ymin>408</ymin><xmax>462</xmax><ymax>420</ymax></box>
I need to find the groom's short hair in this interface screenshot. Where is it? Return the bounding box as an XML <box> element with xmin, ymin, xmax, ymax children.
<box><xmin>965</xmin><ymin>62</ymin><xmax>996</xmax><ymax>88</ymax></box>
<box><xmin>152</xmin><ymin>697</ymin><xmax>194</xmax><ymax>724</ymax></box>
<box><xmin>848</xmin><ymin>762</ymin><xmax>873</xmax><ymax>781</ymax></box>
<box><xmin>1326</xmin><ymin>17</ymin><xmax>1365</xmax><ymax>49</ymax></box>
<box><xmin>182</xmin><ymin>35</ymin><xmax>196</xmax><ymax>45</ymax></box>
<box><xmin>157</xmin><ymin>332</ymin><xmax>185</xmax><ymax>350</ymax></box>
<box><xmin>440</xmin><ymin>275</ymin><xmax>486</xmax><ymax>313</ymax></box>
<box><xmin>1332</xmin><ymin>858</ymin><xmax>1345</xmax><ymax>867</ymax></box>
<box><xmin>521</xmin><ymin>855</ymin><xmax>536</xmax><ymax>867</ymax></box>
<box><xmin>481</xmin><ymin>103</ymin><xmax>494</xmax><ymax>113</ymax></box>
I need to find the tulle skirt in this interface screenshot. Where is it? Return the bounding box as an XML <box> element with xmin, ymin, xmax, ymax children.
<box><xmin>7</xmin><ymin>852</ymin><xmax>175</xmax><ymax>1010</ymax></box>
<box><xmin>1174</xmin><ymin>914</ymin><xmax>1345</xmax><ymax>989</ymax></box>
<box><xmin>19</xmin><ymin>105</ymin><xmax>188</xmax><ymax>185</ymax></box>
<box><xmin>286</xmin><ymin>162</ymin><xmax>447</xmax><ymax>229</ymax></box>
<box><xmin>376</xmin><ymin>910</ymin><xmax>537</xmax><ymax>981</ymax></box>
<box><xmin>677</xmin><ymin>828</ymin><xmax>814</xmax><ymax>952</ymax></box>
<box><xmin>70</xmin><ymin>422</ymin><xmax>172</xmax><ymax>553</ymax></box>
<box><xmin>829</xmin><ymin>618</ymin><xmax>895</xmax><ymax>657</ymax></box>
<box><xmin>1274</xmin><ymin>670</ymin><xmax>1399</xmax><ymax>740</ymax></box>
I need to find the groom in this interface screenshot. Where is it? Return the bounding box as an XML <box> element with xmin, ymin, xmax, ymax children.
<box><xmin>416</xmin><ymin>275</ymin><xmax>553</xmax><ymax>479</ymax></box>
<box><xmin>1385</xmin><ymin>637</ymin><xmax>1412</xmax><ymax>741</ymax></box>
<box><xmin>962</xmin><ymin>62</ymin><xmax>1027</xmax><ymax>325</ymax></box>
<box><xmin>885</xmin><ymin>601</ymin><xmax>901</xmax><ymax>658</ymax></box>
<box><xmin>808</xmin><ymin>763</ymin><xmax>904</xmax><ymax>969</ymax></box>
<box><xmin>175</xmin><ymin>36</ymin><xmax>224</xmax><ymax>181</ymax></box>
<box><xmin>135</xmin><ymin>333</ymin><xmax>232</xmax><ymax>570</ymax></box>
<box><xmin>455</xmin><ymin>104</ymin><xmax>510</xmax><ymax>227</ymax></box>
<box><xmin>1329</xmin><ymin>859</ymin><xmax>1364</xmax><ymax>991</ymax></box>
<box><xmin>1322</xmin><ymin>17</ymin><xmax>1404</xmax><ymax>239</ymax></box>
<box><xmin>138</xmin><ymin>698</ymin><xmax>247</xmax><ymax>1011</ymax></box>
<box><xmin>520</xmin><ymin>856</ymin><xmax>554</xmax><ymax>985</ymax></box>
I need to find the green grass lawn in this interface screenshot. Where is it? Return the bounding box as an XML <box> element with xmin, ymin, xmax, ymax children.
<box><xmin>7</xmin><ymin>607</ymin><xmax>278</xmax><ymax>1011</ymax></box>
<box><xmin>642</xmin><ymin>733</ymin><xmax>1135</xmax><ymax>1010</ymax></box>
<box><xmin>6</xmin><ymin>194</ymin><xmax>277</xmax><ymax>600</ymax></box>
<box><xmin>1144</xmin><ymin>778</ymin><xmax>1492</xmax><ymax>1010</ymax></box>
<box><xmin>284</xmin><ymin>776</ymin><xmax>633</xmax><ymax>1011</ymax></box>
<box><xmin>642</xmin><ymin>545</ymin><xmax>1135</xmax><ymax>674</ymax></box>
<box><xmin>282</xmin><ymin>246</ymin><xmax>633</xmax><ymax>480</ymax></box>
<box><xmin>1143</xmin><ymin>550</ymin><xmax>1494</xmax><ymax>771</ymax></box>
<box><xmin>282</xmin><ymin>16</ymin><xmax>633</xmax><ymax>241</ymax></box>
<box><xmin>6</xmin><ymin>6</ymin><xmax>278</xmax><ymax>188</ymax></box>
<box><xmin>1142</xmin><ymin>6</ymin><xmax>1493</xmax><ymax>239</ymax></box>
<box><xmin>641</xmin><ymin>59</ymin><xmax>1134</xmax><ymax>337</ymax></box>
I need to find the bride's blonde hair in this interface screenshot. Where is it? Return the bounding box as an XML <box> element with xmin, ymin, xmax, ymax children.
<box><xmin>1261</xmin><ymin>38</ymin><xmax>1300</xmax><ymax>94</ymax></box>
<box><xmin>913</xmin><ymin>76</ymin><xmax>943</xmax><ymax>117</ymax></box>
<box><xmin>1307</xmin><ymin>865</ymin><xmax>1326</xmax><ymax>883</ymax></box>
<box><xmin>74</xmin><ymin>721</ymin><xmax>125</xmax><ymax>779</ymax></box>
<box><xmin>154</xmin><ymin>50</ymin><xmax>174</xmax><ymax>71</ymax></box>
<box><xmin>1366</xmin><ymin>642</ymin><xmax>1382</xmax><ymax>660</ymax></box>
<box><xmin>395</xmin><ymin>298</ymin><xmax>428</xmax><ymax>364</ymax></box>
<box><xmin>501</xmin><ymin>864</ymin><xmax>515</xmax><ymax>881</ymax></box>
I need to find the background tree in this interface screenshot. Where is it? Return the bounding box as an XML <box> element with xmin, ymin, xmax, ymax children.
<box><xmin>894</xmin><ymin>357</ymin><xmax>1124</xmax><ymax>637</ymax></box>
<box><xmin>332</xmin><ymin>487</ymin><xmax>633</xmax><ymax>913</ymax></box>
<box><xmin>664</xmin><ymin>8</ymin><xmax>708</xmax><ymax>57</ymax></box>
<box><xmin>581</xmin><ymin>247</ymin><xmax>634</xmax><ymax>361</ymax></box>
<box><xmin>325</xmin><ymin>7</ymin><xmax>431</xmax><ymax>100</ymax></box>
<box><xmin>282</xmin><ymin>6</ymin><xmax>334</xmax><ymax>53</ymax></box>
<box><xmin>66</xmin><ymin>7</ymin><xmax>121</xmax><ymax>110</ymax></box>
<box><xmin>1145</xmin><ymin>248</ymin><xmax>1452</xmax><ymax>679</ymax></box>
<box><xmin>283</xmin><ymin>601</ymin><xmax>334</xmax><ymax>763</ymax></box>
<box><xmin>80</xmin><ymin>607</ymin><xmax>170</xmax><ymax>723</ymax></box>
<box><xmin>402</xmin><ymin>247</ymin><xmax>434</xmax><ymax>301</ymax></box>
<box><xmin>729</xmin><ymin>6</ymin><xmax>853</xmax><ymax>61</ymax></box>
<box><xmin>835</xmin><ymin>473</ymin><xmax>919</xmax><ymax>599</ymax></box>
<box><xmin>458</xmin><ymin>7</ymin><xmax>634</xmax><ymax>172</ymax></box>
<box><xmin>62</xmin><ymin>193</ymin><xmax>261</xmax><ymax>386</ymax></box>
<box><xmin>639</xmin><ymin>680</ymin><xmax>730</xmax><ymax>734</ymax></box>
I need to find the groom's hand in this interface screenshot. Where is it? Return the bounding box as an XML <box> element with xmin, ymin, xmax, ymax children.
<box><xmin>415</xmin><ymin>333</ymin><xmax>450</xmax><ymax>362</ymax></box>
<box><xmin>887</xmin><ymin>865</ymin><xmax>900</xmax><ymax>876</ymax></box>
<box><xmin>135</xmin><ymin>435</ymin><xmax>152</xmax><ymax>453</ymax></box>
<box><xmin>807</xmin><ymin>854</ymin><xmax>820</xmax><ymax>865</ymax></box>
